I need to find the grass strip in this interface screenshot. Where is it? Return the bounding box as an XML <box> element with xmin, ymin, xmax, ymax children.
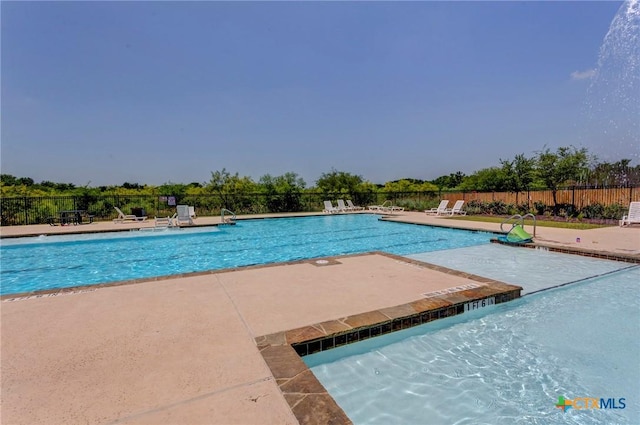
<box><xmin>448</xmin><ymin>215</ymin><xmax>610</xmax><ymax>230</ymax></box>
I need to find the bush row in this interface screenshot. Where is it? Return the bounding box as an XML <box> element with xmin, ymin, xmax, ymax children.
<box><xmin>463</xmin><ymin>200</ymin><xmax>627</xmax><ymax>221</ymax></box>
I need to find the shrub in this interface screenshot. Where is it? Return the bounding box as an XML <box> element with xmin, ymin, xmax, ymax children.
<box><xmin>464</xmin><ymin>200</ymin><xmax>485</xmax><ymax>215</ymax></box>
<box><xmin>603</xmin><ymin>203</ymin><xmax>627</xmax><ymax>220</ymax></box>
<box><xmin>487</xmin><ymin>201</ymin><xmax>509</xmax><ymax>215</ymax></box>
<box><xmin>533</xmin><ymin>201</ymin><xmax>547</xmax><ymax>216</ymax></box>
<box><xmin>581</xmin><ymin>203</ymin><xmax>605</xmax><ymax>219</ymax></box>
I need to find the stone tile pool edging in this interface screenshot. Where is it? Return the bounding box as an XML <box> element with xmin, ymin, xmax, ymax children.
<box><xmin>255</xmin><ymin>253</ymin><xmax>522</xmax><ymax>425</ymax></box>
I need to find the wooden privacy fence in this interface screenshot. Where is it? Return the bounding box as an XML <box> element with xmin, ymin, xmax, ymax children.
<box><xmin>444</xmin><ymin>186</ymin><xmax>638</xmax><ymax>210</ymax></box>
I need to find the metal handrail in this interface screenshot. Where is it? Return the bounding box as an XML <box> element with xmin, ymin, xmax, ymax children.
<box><xmin>220</xmin><ymin>208</ymin><xmax>236</xmax><ymax>224</ymax></box>
<box><xmin>500</xmin><ymin>213</ymin><xmax>537</xmax><ymax>237</ymax></box>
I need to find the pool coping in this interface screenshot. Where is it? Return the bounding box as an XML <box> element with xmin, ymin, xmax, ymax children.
<box><xmin>253</xmin><ymin>251</ymin><xmax>522</xmax><ymax>425</ymax></box>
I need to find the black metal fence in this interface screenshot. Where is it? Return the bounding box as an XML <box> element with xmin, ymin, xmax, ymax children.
<box><xmin>1</xmin><ymin>186</ymin><xmax>638</xmax><ymax>226</ymax></box>
<box><xmin>0</xmin><ymin>192</ymin><xmax>394</xmax><ymax>226</ymax></box>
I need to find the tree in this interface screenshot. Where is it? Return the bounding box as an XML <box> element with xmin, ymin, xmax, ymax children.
<box><xmin>383</xmin><ymin>179</ymin><xmax>438</xmax><ymax>193</ymax></box>
<box><xmin>259</xmin><ymin>172</ymin><xmax>306</xmax><ymax>212</ymax></box>
<box><xmin>122</xmin><ymin>182</ymin><xmax>143</xmax><ymax>190</ymax></box>
<box><xmin>315</xmin><ymin>169</ymin><xmax>364</xmax><ymax>195</ymax></box>
<box><xmin>535</xmin><ymin>146</ymin><xmax>591</xmax><ymax>214</ymax></box>
<box><xmin>459</xmin><ymin>167</ymin><xmax>507</xmax><ymax>192</ymax></box>
<box><xmin>432</xmin><ymin>172</ymin><xmax>466</xmax><ymax>190</ymax></box>
<box><xmin>1</xmin><ymin>174</ymin><xmax>19</xmax><ymax>186</ymax></box>
<box><xmin>206</xmin><ymin>168</ymin><xmax>258</xmax><ymax>212</ymax></box>
<box><xmin>588</xmin><ymin>159</ymin><xmax>640</xmax><ymax>187</ymax></box>
<box><xmin>500</xmin><ymin>153</ymin><xmax>535</xmax><ymax>204</ymax></box>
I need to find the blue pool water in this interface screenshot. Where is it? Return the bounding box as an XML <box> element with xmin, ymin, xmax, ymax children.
<box><xmin>0</xmin><ymin>214</ymin><xmax>492</xmax><ymax>295</ymax></box>
<box><xmin>407</xmin><ymin>244</ymin><xmax>633</xmax><ymax>294</ymax></box>
<box><xmin>306</xmin><ymin>267</ymin><xmax>640</xmax><ymax>425</ymax></box>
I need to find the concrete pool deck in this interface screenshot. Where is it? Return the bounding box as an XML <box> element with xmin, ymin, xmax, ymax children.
<box><xmin>1</xmin><ymin>212</ymin><xmax>638</xmax><ymax>424</ymax></box>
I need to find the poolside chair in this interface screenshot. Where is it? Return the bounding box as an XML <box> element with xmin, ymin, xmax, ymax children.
<box><xmin>154</xmin><ymin>216</ymin><xmax>174</xmax><ymax>228</ymax></box>
<box><xmin>323</xmin><ymin>200</ymin><xmax>339</xmax><ymax>214</ymax></box>
<box><xmin>447</xmin><ymin>200</ymin><xmax>467</xmax><ymax>216</ymax></box>
<box><xmin>368</xmin><ymin>200</ymin><xmax>392</xmax><ymax>212</ymax></box>
<box><xmin>346</xmin><ymin>200</ymin><xmax>364</xmax><ymax>211</ymax></box>
<box><xmin>176</xmin><ymin>205</ymin><xmax>194</xmax><ymax>225</ymax></box>
<box><xmin>425</xmin><ymin>200</ymin><xmax>449</xmax><ymax>215</ymax></box>
<box><xmin>619</xmin><ymin>201</ymin><xmax>640</xmax><ymax>227</ymax></box>
<box><xmin>169</xmin><ymin>212</ymin><xmax>178</xmax><ymax>226</ymax></box>
<box><xmin>188</xmin><ymin>206</ymin><xmax>196</xmax><ymax>219</ymax></box>
<box><xmin>113</xmin><ymin>207</ymin><xmax>147</xmax><ymax>223</ymax></box>
<box><xmin>336</xmin><ymin>199</ymin><xmax>350</xmax><ymax>212</ymax></box>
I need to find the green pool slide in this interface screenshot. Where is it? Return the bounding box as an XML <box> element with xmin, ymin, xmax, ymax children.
<box><xmin>505</xmin><ymin>224</ymin><xmax>533</xmax><ymax>243</ymax></box>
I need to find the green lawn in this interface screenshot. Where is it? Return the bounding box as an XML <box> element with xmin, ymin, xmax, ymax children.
<box><xmin>448</xmin><ymin>215</ymin><xmax>611</xmax><ymax>230</ymax></box>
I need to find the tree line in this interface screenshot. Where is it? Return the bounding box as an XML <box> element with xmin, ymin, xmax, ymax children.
<box><xmin>2</xmin><ymin>146</ymin><xmax>638</xmax><ymax>201</ymax></box>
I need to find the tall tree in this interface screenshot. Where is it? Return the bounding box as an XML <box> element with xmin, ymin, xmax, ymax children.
<box><xmin>206</xmin><ymin>168</ymin><xmax>257</xmax><ymax>211</ymax></box>
<box><xmin>588</xmin><ymin>159</ymin><xmax>640</xmax><ymax>187</ymax></box>
<box><xmin>431</xmin><ymin>171</ymin><xmax>466</xmax><ymax>190</ymax></box>
<box><xmin>535</xmin><ymin>146</ymin><xmax>590</xmax><ymax>214</ymax></box>
<box><xmin>315</xmin><ymin>169</ymin><xmax>364</xmax><ymax>195</ymax></box>
<box><xmin>259</xmin><ymin>172</ymin><xmax>306</xmax><ymax>212</ymax></box>
<box><xmin>500</xmin><ymin>153</ymin><xmax>535</xmax><ymax>204</ymax></box>
<box><xmin>459</xmin><ymin>167</ymin><xmax>506</xmax><ymax>192</ymax></box>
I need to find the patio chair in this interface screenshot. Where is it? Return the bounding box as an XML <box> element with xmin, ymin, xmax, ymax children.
<box><xmin>425</xmin><ymin>200</ymin><xmax>449</xmax><ymax>215</ymax></box>
<box><xmin>447</xmin><ymin>200</ymin><xmax>467</xmax><ymax>216</ymax></box>
<box><xmin>176</xmin><ymin>205</ymin><xmax>194</xmax><ymax>225</ymax></box>
<box><xmin>323</xmin><ymin>200</ymin><xmax>339</xmax><ymax>214</ymax></box>
<box><xmin>368</xmin><ymin>200</ymin><xmax>392</xmax><ymax>212</ymax></box>
<box><xmin>154</xmin><ymin>216</ymin><xmax>173</xmax><ymax>228</ymax></box>
<box><xmin>346</xmin><ymin>200</ymin><xmax>364</xmax><ymax>211</ymax></box>
<box><xmin>336</xmin><ymin>199</ymin><xmax>351</xmax><ymax>212</ymax></box>
<box><xmin>619</xmin><ymin>201</ymin><xmax>640</xmax><ymax>227</ymax></box>
<box><xmin>114</xmin><ymin>206</ymin><xmax>147</xmax><ymax>223</ymax></box>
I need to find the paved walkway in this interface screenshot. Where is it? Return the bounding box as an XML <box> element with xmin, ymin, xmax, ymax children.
<box><xmin>1</xmin><ymin>212</ymin><xmax>638</xmax><ymax>424</ymax></box>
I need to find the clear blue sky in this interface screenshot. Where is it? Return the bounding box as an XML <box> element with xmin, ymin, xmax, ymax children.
<box><xmin>2</xmin><ymin>1</ymin><xmax>637</xmax><ymax>187</ymax></box>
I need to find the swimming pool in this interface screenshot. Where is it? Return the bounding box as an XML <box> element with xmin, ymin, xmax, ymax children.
<box><xmin>0</xmin><ymin>214</ymin><xmax>492</xmax><ymax>295</ymax></box>
<box><xmin>407</xmin><ymin>244</ymin><xmax>633</xmax><ymax>294</ymax></box>
<box><xmin>306</xmin><ymin>266</ymin><xmax>640</xmax><ymax>424</ymax></box>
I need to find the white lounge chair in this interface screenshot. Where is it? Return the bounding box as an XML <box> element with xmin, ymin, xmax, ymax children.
<box><xmin>346</xmin><ymin>200</ymin><xmax>364</xmax><ymax>211</ymax></box>
<box><xmin>323</xmin><ymin>200</ymin><xmax>339</xmax><ymax>214</ymax></box>
<box><xmin>154</xmin><ymin>216</ymin><xmax>173</xmax><ymax>228</ymax></box>
<box><xmin>619</xmin><ymin>201</ymin><xmax>640</xmax><ymax>227</ymax></box>
<box><xmin>368</xmin><ymin>200</ymin><xmax>392</xmax><ymax>212</ymax></box>
<box><xmin>447</xmin><ymin>200</ymin><xmax>467</xmax><ymax>216</ymax></box>
<box><xmin>176</xmin><ymin>205</ymin><xmax>194</xmax><ymax>225</ymax></box>
<box><xmin>188</xmin><ymin>206</ymin><xmax>196</xmax><ymax>219</ymax></box>
<box><xmin>113</xmin><ymin>206</ymin><xmax>147</xmax><ymax>223</ymax></box>
<box><xmin>337</xmin><ymin>199</ymin><xmax>350</xmax><ymax>212</ymax></box>
<box><xmin>425</xmin><ymin>200</ymin><xmax>449</xmax><ymax>215</ymax></box>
